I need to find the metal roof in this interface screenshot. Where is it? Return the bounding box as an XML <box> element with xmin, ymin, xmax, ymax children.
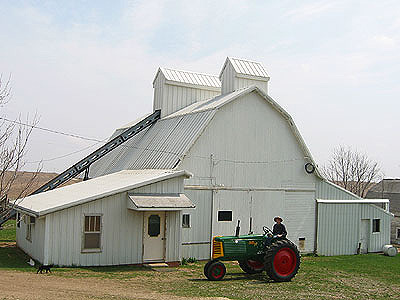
<box><xmin>127</xmin><ymin>193</ymin><xmax>195</xmax><ymax>211</ymax></box>
<box><xmin>220</xmin><ymin>57</ymin><xmax>269</xmax><ymax>79</ymax></box>
<box><xmin>317</xmin><ymin>199</ymin><xmax>390</xmax><ymax>203</ymax></box>
<box><xmin>89</xmin><ymin>109</ymin><xmax>216</xmax><ymax>178</ymax></box>
<box><xmin>13</xmin><ymin>170</ymin><xmax>191</xmax><ymax>216</ymax></box>
<box><xmin>156</xmin><ymin>67</ymin><xmax>221</xmax><ymax>88</ymax></box>
<box><xmin>90</xmin><ymin>85</ymin><xmax>324</xmax><ymax>181</ymax></box>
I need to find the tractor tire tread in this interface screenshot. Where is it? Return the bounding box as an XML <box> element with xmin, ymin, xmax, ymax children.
<box><xmin>264</xmin><ymin>239</ymin><xmax>301</xmax><ymax>282</ymax></box>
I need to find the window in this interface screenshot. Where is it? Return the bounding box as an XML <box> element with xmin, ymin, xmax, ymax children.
<box><xmin>148</xmin><ymin>215</ymin><xmax>160</xmax><ymax>237</ymax></box>
<box><xmin>372</xmin><ymin>219</ymin><xmax>380</xmax><ymax>233</ymax></box>
<box><xmin>25</xmin><ymin>215</ymin><xmax>35</xmax><ymax>242</ymax></box>
<box><xmin>298</xmin><ymin>237</ymin><xmax>305</xmax><ymax>251</ymax></box>
<box><xmin>17</xmin><ymin>212</ymin><xmax>20</xmax><ymax>228</ymax></box>
<box><xmin>83</xmin><ymin>215</ymin><xmax>101</xmax><ymax>250</ymax></box>
<box><xmin>218</xmin><ymin>211</ymin><xmax>232</xmax><ymax>222</ymax></box>
<box><xmin>397</xmin><ymin>228</ymin><xmax>400</xmax><ymax>239</ymax></box>
<box><xmin>182</xmin><ymin>214</ymin><xmax>190</xmax><ymax>228</ymax></box>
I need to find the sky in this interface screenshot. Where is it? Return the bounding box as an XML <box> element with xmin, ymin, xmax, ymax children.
<box><xmin>0</xmin><ymin>0</ymin><xmax>399</xmax><ymax>177</ymax></box>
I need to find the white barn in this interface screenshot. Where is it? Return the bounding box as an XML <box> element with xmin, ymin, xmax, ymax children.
<box><xmin>14</xmin><ymin>57</ymin><xmax>392</xmax><ymax>266</ymax></box>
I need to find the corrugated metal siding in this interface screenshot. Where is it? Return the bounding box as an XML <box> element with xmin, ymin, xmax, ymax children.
<box><xmin>153</xmin><ymin>68</ymin><xmax>220</xmax><ymax>118</ymax></box>
<box><xmin>179</xmin><ymin>92</ymin><xmax>315</xmax><ymax>188</ymax></box>
<box><xmin>181</xmin><ymin>189</ymin><xmax>212</xmax><ymax>259</ymax></box>
<box><xmin>212</xmin><ymin>190</ymin><xmax>251</xmax><ymax>236</ymax></box>
<box><xmin>221</xmin><ymin>58</ymin><xmax>269</xmax><ymax>94</ymax></box>
<box><xmin>161</xmin><ymin>85</ymin><xmax>219</xmax><ymax>118</ymax></box>
<box><xmin>153</xmin><ymin>71</ymin><xmax>166</xmax><ymax>112</ymax></box>
<box><xmin>45</xmin><ymin>192</ymin><xmax>143</xmax><ymax>266</ymax></box>
<box><xmin>316</xmin><ymin>180</ymin><xmax>361</xmax><ymax>200</ymax></box>
<box><xmin>221</xmin><ymin>61</ymin><xmax>235</xmax><ymax>95</ymax></box>
<box><xmin>317</xmin><ymin>203</ymin><xmax>360</xmax><ymax>256</ymax></box>
<box><xmin>44</xmin><ymin>177</ymin><xmax>184</xmax><ymax>266</ymax></box>
<box><xmin>165</xmin><ymin>211</ymin><xmax>182</xmax><ymax>262</ymax></box>
<box><xmin>317</xmin><ymin>203</ymin><xmax>391</xmax><ymax>256</ymax></box>
<box><xmin>251</xmin><ymin>191</ymin><xmax>285</xmax><ymax>234</ymax></box>
<box><xmin>361</xmin><ymin>204</ymin><xmax>391</xmax><ymax>252</ymax></box>
<box><xmin>132</xmin><ymin>177</ymin><xmax>183</xmax><ymax>194</ymax></box>
<box><xmin>235</xmin><ymin>77</ymin><xmax>268</xmax><ymax>94</ymax></box>
<box><xmin>89</xmin><ymin>110</ymin><xmax>215</xmax><ymax>178</ymax></box>
<box><xmin>284</xmin><ymin>192</ymin><xmax>316</xmax><ymax>253</ymax></box>
<box><xmin>16</xmin><ymin>217</ymin><xmax>45</xmax><ymax>263</ymax></box>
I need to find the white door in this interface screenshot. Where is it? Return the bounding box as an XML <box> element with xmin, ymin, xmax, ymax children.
<box><xmin>360</xmin><ymin>219</ymin><xmax>370</xmax><ymax>254</ymax></box>
<box><xmin>143</xmin><ymin>212</ymin><xmax>165</xmax><ymax>262</ymax></box>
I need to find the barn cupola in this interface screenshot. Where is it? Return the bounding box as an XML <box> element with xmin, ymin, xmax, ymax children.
<box><xmin>219</xmin><ymin>57</ymin><xmax>270</xmax><ymax>95</ymax></box>
<box><xmin>153</xmin><ymin>68</ymin><xmax>221</xmax><ymax>118</ymax></box>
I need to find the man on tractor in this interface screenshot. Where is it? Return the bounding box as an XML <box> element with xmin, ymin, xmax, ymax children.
<box><xmin>272</xmin><ymin>216</ymin><xmax>287</xmax><ymax>238</ymax></box>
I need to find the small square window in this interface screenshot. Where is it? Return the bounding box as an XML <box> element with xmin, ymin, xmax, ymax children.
<box><xmin>182</xmin><ymin>214</ymin><xmax>190</xmax><ymax>228</ymax></box>
<box><xmin>397</xmin><ymin>228</ymin><xmax>400</xmax><ymax>239</ymax></box>
<box><xmin>218</xmin><ymin>211</ymin><xmax>232</xmax><ymax>222</ymax></box>
<box><xmin>372</xmin><ymin>219</ymin><xmax>380</xmax><ymax>233</ymax></box>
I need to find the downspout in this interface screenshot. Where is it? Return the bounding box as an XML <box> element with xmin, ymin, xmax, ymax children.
<box><xmin>314</xmin><ymin>199</ymin><xmax>319</xmax><ymax>255</ymax></box>
<box><xmin>209</xmin><ymin>154</ymin><xmax>215</xmax><ymax>258</ymax></box>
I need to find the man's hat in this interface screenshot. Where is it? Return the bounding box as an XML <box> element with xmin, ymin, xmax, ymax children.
<box><xmin>274</xmin><ymin>216</ymin><xmax>283</xmax><ymax>222</ymax></box>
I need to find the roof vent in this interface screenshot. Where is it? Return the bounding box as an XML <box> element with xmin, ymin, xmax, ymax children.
<box><xmin>219</xmin><ymin>57</ymin><xmax>270</xmax><ymax>95</ymax></box>
<box><xmin>153</xmin><ymin>68</ymin><xmax>221</xmax><ymax>118</ymax></box>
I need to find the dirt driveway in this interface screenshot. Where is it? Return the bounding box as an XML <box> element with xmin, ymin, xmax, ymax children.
<box><xmin>0</xmin><ymin>270</ymin><xmax>228</xmax><ymax>300</ymax></box>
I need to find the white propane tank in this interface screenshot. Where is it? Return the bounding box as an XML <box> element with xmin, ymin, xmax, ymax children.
<box><xmin>382</xmin><ymin>245</ymin><xmax>397</xmax><ymax>257</ymax></box>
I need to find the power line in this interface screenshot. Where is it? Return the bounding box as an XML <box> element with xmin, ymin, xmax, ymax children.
<box><xmin>26</xmin><ymin>139</ymin><xmax>107</xmax><ymax>163</ymax></box>
<box><xmin>0</xmin><ymin>117</ymin><xmax>103</xmax><ymax>142</ymax></box>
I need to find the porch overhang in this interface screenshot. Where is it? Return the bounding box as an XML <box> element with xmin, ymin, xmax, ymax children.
<box><xmin>127</xmin><ymin>193</ymin><xmax>195</xmax><ymax>211</ymax></box>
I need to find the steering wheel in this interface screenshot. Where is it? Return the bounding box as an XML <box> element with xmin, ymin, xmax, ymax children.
<box><xmin>263</xmin><ymin>226</ymin><xmax>272</xmax><ymax>235</ymax></box>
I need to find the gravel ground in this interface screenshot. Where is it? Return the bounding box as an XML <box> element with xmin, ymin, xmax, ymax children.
<box><xmin>0</xmin><ymin>270</ymin><xmax>229</xmax><ymax>300</ymax></box>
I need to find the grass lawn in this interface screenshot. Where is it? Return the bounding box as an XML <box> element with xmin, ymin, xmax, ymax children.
<box><xmin>0</xmin><ymin>219</ymin><xmax>16</xmax><ymax>242</ymax></box>
<box><xmin>1</xmin><ymin>221</ymin><xmax>399</xmax><ymax>299</ymax></box>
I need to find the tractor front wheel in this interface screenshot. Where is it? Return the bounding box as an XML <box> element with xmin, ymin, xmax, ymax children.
<box><xmin>238</xmin><ymin>259</ymin><xmax>264</xmax><ymax>274</ymax></box>
<box><xmin>205</xmin><ymin>261</ymin><xmax>226</xmax><ymax>281</ymax></box>
<box><xmin>203</xmin><ymin>260</ymin><xmax>214</xmax><ymax>278</ymax></box>
<box><xmin>264</xmin><ymin>239</ymin><xmax>300</xmax><ymax>282</ymax></box>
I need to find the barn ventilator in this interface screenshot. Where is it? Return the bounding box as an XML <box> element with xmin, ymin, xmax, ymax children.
<box><xmin>0</xmin><ymin>110</ymin><xmax>161</xmax><ymax>227</ymax></box>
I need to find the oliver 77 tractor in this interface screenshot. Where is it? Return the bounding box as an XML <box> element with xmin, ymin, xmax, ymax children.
<box><xmin>204</xmin><ymin>223</ymin><xmax>300</xmax><ymax>282</ymax></box>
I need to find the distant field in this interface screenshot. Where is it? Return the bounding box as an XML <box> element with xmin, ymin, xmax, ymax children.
<box><xmin>3</xmin><ymin>171</ymin><xmax>81</xmax><ymax>200</ymax></box>
<box><xmin>1</xmin><ymin>221</ymin><xmax>399</xmax><ymax>300</ymax></box>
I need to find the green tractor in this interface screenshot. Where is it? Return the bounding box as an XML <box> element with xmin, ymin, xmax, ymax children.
<box><xmin>204</xmin><ymin>221</ymin><xmax>300</xmax><ymax>282</ymax></box>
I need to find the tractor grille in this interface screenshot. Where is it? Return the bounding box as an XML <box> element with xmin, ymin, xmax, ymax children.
<box><xmin>223</xmin><ymin>240</ymin><xmax>247</xmax><ymax>255</ymax></box>
<box><xmin>212</xmin><ymin>237</ymin><xmax>224</xmax><ymax>259</ymax></box>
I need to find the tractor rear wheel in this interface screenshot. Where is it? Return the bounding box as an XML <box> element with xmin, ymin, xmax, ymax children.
<box><xmin>206</xmin><ymin>261</ymin><xmax>226</xmax><ymax>281</ymax></box>
<box><xmin>238</xmin><ymin>259</ymin><xmax>264</xmax><ymax>274</ymax></box>
<box><xmin>264</xmin><ymin>239</ymin><xmax>300</xmax><ymax>282</ymax></box>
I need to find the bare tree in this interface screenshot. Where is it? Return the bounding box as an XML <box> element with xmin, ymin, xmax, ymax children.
<box><xmin>321</xmin><ymin>146</ymin><xmax>383</xmax><ymax>198</ymax></box>
<box><xmin>0</xmin><ymin>75</ymin><xmax>41</xmax><ymax>224</ymax></box>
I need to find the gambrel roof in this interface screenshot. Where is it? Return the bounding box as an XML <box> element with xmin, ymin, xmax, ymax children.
<box><xmin>89</xmin><ymin>85</ymin><xmax>323</xmax><ymax>179</ymax></box>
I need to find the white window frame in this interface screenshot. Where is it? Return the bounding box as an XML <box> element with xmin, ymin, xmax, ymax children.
<box><xmin>218</xmin><ymin>210</ymin><xmax>233</xmax><ymax>222</ymax></box>
<box><xmin>182</xmin><ymin>214</ymin><xmax>191</xmax><ymax>228</ymax></box>
<box><xmin>82</xmin><ymin>214</ymin><xmax>103</xmax><ymax>253</ymax></box>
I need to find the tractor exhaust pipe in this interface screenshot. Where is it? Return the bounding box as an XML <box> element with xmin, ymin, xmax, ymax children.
<box><xmin>235</xmin><ymin>220</ymin><xmax>241</xmax><ymax>237</ymax></box>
